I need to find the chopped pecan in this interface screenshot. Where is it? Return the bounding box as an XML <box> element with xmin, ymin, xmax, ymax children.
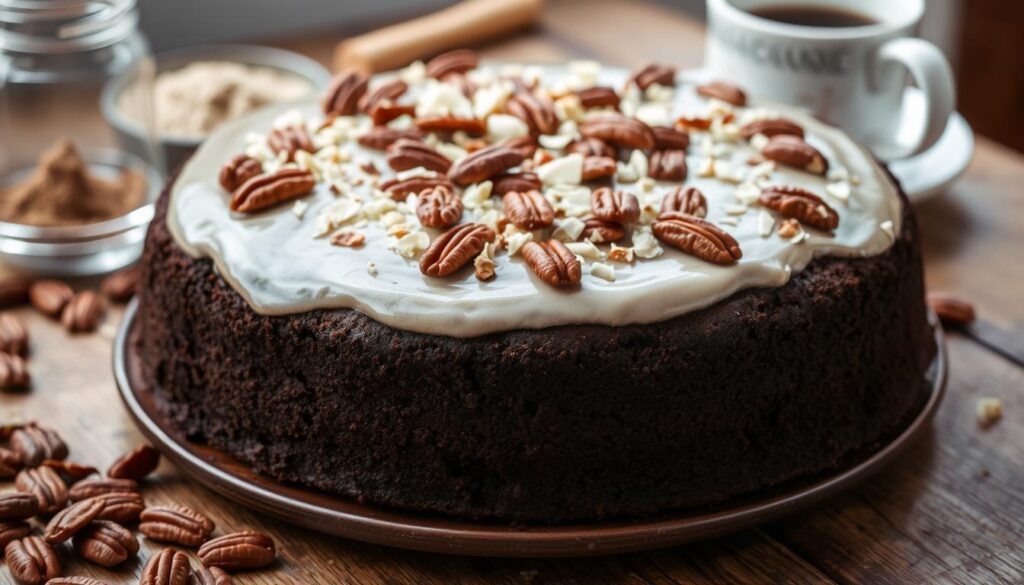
<box><xmin>140</xmin><ymin>548</ymin><xmax>191</xmax><ymax>585</ymax></box>
<box><xmin>267</xmin><ymin>125</ymin><xmax>314</xmax><ymax>162</ymax></box>
<box><xmin>651</xmin><ymin>126</ymin><xmax>690</xmax><ymax>150</ymax></box>
<box><xmin>740</xmin><ymin>117</ymin><xmax>805</xmax><ymax>140</ymax></box>
<box><xmin>761</xmin><ymin>135</ymin><xmax>828</xmax><ymax>174</ymax></box>
<box><xmin>358</xmin><ymin>79</ymin><xmax>408</xmax><ymax>113</ymax></box>
<box><xmin>198</xmin><ymin>531</ymin><xmax>276</xmax><ymax>570</ymax></box>
<box><xmin>415</xmin><ymin>116</ymin><xmax>486</xmax><ymax>135</ymax></box>
<box><xmin>5</xmin><ymin>535</ymin><xmax>60</xmax><ymax>585</ymax></box>
<box><xmin>521</xmin><ymin>240</ymin><xmax>582</xmax><ymax>287</ymax></box>
<box><xmin>579</xmin><ymin>115</ymin><xmax>655</xmax><ymax>150</ymax></box>
<box><xmin>696</xmin><ymin>80</ymin><xmax>747</xmax><ymax>106</ymax></box>
<box><xmin>218</xmin><ymin>155</ymin><xmax>262</xmax><ymax>192</ymax></box>
<box><xmin>503</xmin><ymin>190</ymin><xmax>555</xmax><ymax>230</ymax></box>
<box><xmin>447</xmin><ymin>144</ymin><xmax>524</xmax><ymax>185</ymax></box>
<box><xmin>566</xmin><ymin>137</ymin><xmax>616</xmax><ymax>159</ymax></box>
<box><xmin>499</xmin><ymin>135</ymin><xmax>539</xmax><ymax>159</ymax></box>
<box><xmin>576</xmin><ymin>86</ymin><xmax>620</xmax><ymax>109</ymax></box>
<box><xmin>385</xmin><ymin>138</ymin><xmax>451</xmax><ymax>173</ymax></box>
<box><xmin>580</xmin><ymin>217</ymin><xmax>625</xmax><ymax>243</ymax></box>
<box><xmin>492</xmin><ymin>171</ymin><xmax>542</xmax><ymax>196</ymax></box>
<box><xmin>660</xmin><ymin>186</ymin><xmax>707</xmax><ymax>217</ymax></box>
<box><xmin>357</xmin><ymin>127</ymin><xmax>425</xmax><ymax>150</ymax></box>
<box><xmin>652</xmin><ymin>214</ymin><xmax>742</xmax><ymax>265</ymax></box>
<box><xmin>581</xmin><ymin>156</ymin><xmax>617</xmax><ymax>181</ymax></box>
<box><xmin>419</xmin><ymin>223</ymin><xmax>496</xmax><ymax>277</ymax></box>
<box><xmin>591</xmin><ymin>187</ymin><xmax>640</xmax><ymax>223</ymax></box>
<box><xmin>230</xmin><ymin>168</ymin><xmax>315</xmax><ymax>213</ymax></box>
<box><xmin>506</xmin><ymin>92</ymin><xmax>559</xmax><ymax>135</ymax></box>
<box><xmin>630</xmin><ymin>63</ymin><xmax>676</xmax><ymax>90</ymax></box>
<box><xmin>330</xmin><ymin>232</ymin><xmax>366</xmax><ymax>248</ymax></box>
<box><xmin>416</xmin><ymin>185</ymin><xmax>464</xmax><ymax>229</ymax></box>
<box><xmin>15</xmin><ymin>465</ymin><xmax>67</xmax><ymax>513</ymax></box>
<box><xmin>426</xmin><ymin>49</ymin><xmax>479</xmax><ymax>79</ymax></box>
<box><xmin>927</xmin><ymin>294</ymin><xmax>976</xmax><ymax>328</ymax></box>
<box><xmin>759</xmin><ymin>185</ymin><xmax>839</xmax><ymax>231</ymax></box>
<box><xmin>380</xmin><ymin>175</ymin><xmax>454</xmax><ymax>201</ymax></box>
<box><xmin>44</xmin><ymin>496</ymin><xmax>105</xmax><ymax>544</ymax></box>
<box><xmin>73</xmin><ymin>519</ymin><xmax>138</xmax><ymax>567</ymax></box>
<box><xmin>107</xmin><ymin>445</ymin><xmax>160</xmax><ymax>481</ymax></box>
<box><xmin>10</xmin><ymin>424</ymin><xmax>67</xmax><ymax>467</ymax></box>
<box><xmin>369</xmin><ymin>103</ymin><xmax>417</xmax><ymax>126</ymax></box>
<box><xmin>322</xmin><ymin>71</ymin><xmax>368</xmax><ymax>116</ymax></box>
<box><xmin>139</xmin><ymin>504</ymin><xmax>215</xmax><ymax>546</ymax></box>
<box><xmin>648</xmin><ymin>149</ymin><xmax>688</xmax><ymax>181</ymax></box>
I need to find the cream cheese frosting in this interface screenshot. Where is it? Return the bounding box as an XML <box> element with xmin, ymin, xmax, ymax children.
<box><xmin>168</xmin><ymin>63</ymin><xmax>902</xmax><ymax>337</ymax></box>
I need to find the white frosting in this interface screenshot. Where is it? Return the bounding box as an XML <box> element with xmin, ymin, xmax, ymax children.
<box><xmin>168</xmin><ymin>65</ymin><xmax>901</xmax><ymax>337</ymax></box>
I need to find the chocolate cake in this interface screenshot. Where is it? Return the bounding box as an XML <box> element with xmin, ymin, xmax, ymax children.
<box><xmin>136</xmin><ymin>53</ymin><xmax>936</xmax><ymax>522</ymax></box>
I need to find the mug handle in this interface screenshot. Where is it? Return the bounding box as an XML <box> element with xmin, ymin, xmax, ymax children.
<box><xmin>870</xmin><ymin>38</ymin><xmax>956</xmax><ymax>161</ymax></box>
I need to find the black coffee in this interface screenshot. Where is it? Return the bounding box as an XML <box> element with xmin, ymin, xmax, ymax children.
<box><xmin>749</xmin><ymin>5</ymin><xmax>878</xmax><ymax>28</ymax></box>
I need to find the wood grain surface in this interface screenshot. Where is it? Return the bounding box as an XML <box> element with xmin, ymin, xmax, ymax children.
<box><xmin>2</xmin><ymin>0</ymin><xmax>1022</xmax><ymax>583</ymax></box>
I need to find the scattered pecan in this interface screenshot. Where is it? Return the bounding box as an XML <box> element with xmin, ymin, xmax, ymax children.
<box><xmin>759</xmin><ymin>185</ymin><xmax>839</xmax><ymax>231</ymax></box>
<box><xmin>696</xmin><ymin>80</ymin><xmax>747</xmax><ymax>106</ymax></box>
<box><xmin>591</xmin><ymin>187</ymin><xmax>640</xmax><ymax>224</ymax></box>
<box><xmin>492</xmin><ymin>171</ymin><xmax>542</xmax><ymax>196</ymax></box>
<box><xmin>675</xmin><ymin>115</ymin><xmax>716</xmax><ymax>131</ymax></box>
<box><xmin>217</xmin><ymin>155</ymin><xmax>263</xmax><ymax>192</ymax></box>
<box><xmin>191</xmin><ymin>566</ymin><xmax>233</xmax><ymax>585</ymax></box>
<box><xmin>740</xmin><ymin>117</ymin><xmax>805</xmax><ymax>140</ymax></box>
<box><xmin>576</xmin><ymin>86</ymin><xmax>620</xmax><ymax>109</ymax></box>
<box><xmin>101</xmin><ymin>266</ymin><xmax>140</xmax><ymax>303</ymax></box>
<box><xmin>41</xmin><ymin>459</ymin><xmax>97</xmax><ymax>483</ymax></box>
<box><xmin>0</xmin><ymin>447</ymin><xmax>22</xmax><ymax>478</ymax></box>
<box><xmin>447</xmin><ymin>145</ymin><xmax>524</xmax><ymax>185</ymax></box>
<box><xmin>777</xmin><ymin>218</ymin><xmax>800</xmax><ymax>238</ymax></box>
<box><xmin>198</xmin><ymin>531</ymin><xmax>277</xmax><ymax>570</ymax></box>
<box><xmin>139</xmin><ymin>504</ymin><xmax>215</xmax><ymax>546</ymax></box>
<box><xmin>230</xmin><ymin>169</ymin><xmax>315</xmax><ymax>213</ymax></box>
<box><xmin>764</xmin><ymin>137</ymin><xmax>827</xmax><ymax>177</ymax></box>
<box><xmin>11</xmin><ymin>424</ymin><xmax>67</xmax><ymax>467</ymax></box>
<box><xmin>426</xmin><ymin>49</ymin><xmax>479</xmax><ymax>79</ymax></box>
<box><xmin>581</xmin><ymin>156</ymin><xmax>617</xmax><ymax>181</ymax></box>
<box><xmin>15</xmin><ymin>465</ymin><xmax>67</xmax><ymax>514</ymax></box>
<box><xmin>499</xmin><ymin>136</ymin><xmax>539</xmax><ymax>160</ymax></box>
<box><xmin>414</xmin><ymin>116</ymin><xmax>486</xmax><ymax>135</ymax></box>
<box><xmin>566</xmin><ymin>137</ymin><xmax>616</xmax><ymax>159</ymax></box>
<box><xmin>420</xmin><ymin>223</ymin><xmax>496</xmax><ymax>277</ymax></box>
<box><xmin>322</xmin><ymin>71</ymin><xmax>369</xmax><ymax>116</ymax></box>
<box><xmin>44</xmin><ymin>496</ymin><xmax>105</xmax><ymax>544</ymax></box>
<box><xmin>579</xmin><ymin>115</ymin><xmax>655</xmax><ymax>150</ymax></box>
<box><xmin>68</xmin><ymin>478</ymin><xmax>138</xmax><ymax>502</ymax></box>
<box><xmin>380</xmin><ymin>175</ymin><xmax>454</xmax><ymax>201</ymax></box>
<box><xmin>4</xmin><ymin>535</ymin><xmax>60</xmax><ymax>585</ymax></box>
<box><xmin>660</xmin><ymin>186</ymin><xmax>708</xmax><ymax>218</ymax></box>
<box><xmin>358</xmin><ymin>79</ymin><xmax>408</xmax><ymax>113</ymax></box>
<box><xmin>0</xmin><ymin>521</ymin><xmax>31</xmax><ymax>550</ymax></box>
<box><xmin>73</xmin><ymin>519</ymin><xmax>138</xmax><ymax>567</ymax></box>
<box><xmin>648</xmin><ymin>149</ymin><xmax>688</xmax><ymax>181</ymax></box>
<box><xmin>107</xmin><ymin>445</ymin><xmax>160</xmax><ymax>481</ymax></box>
<box><xmin>651</xmin><ymin>126</ymin><xmax>690</xmax><ymax>150</ymax></box>
<box><xmin>630</xmin><ymin>63</ymin><xmax>676</xmax><ymax>90</ymax></box>
<box><xmin>267</xmin><ymin>126</ymin><xmax>314</xmax><ymax>162</ymax></box>
<box><xmin>927</xmin><ymin>294</ymin><xmax>976</xmax><ymax>328</ymax></box>
<box><xmin>579</xmin><ymin>217</ymin><xmax>625</xmax><ymax>243</ymax></box>
<box><xmin>0</xmin><ymin>277</ymin><xmax>30</xmax><ymax>307</ymax></box>
<box><xmin>28</xmin><ymin>280</ymin><xmax>72</xmax><ymax>318</ymax></box>
<box><xmin>141</xmin><ymin>548</ymin><xmax>192</xmax><ymax>585</ymax></box>
<box><xmin>386</xmin><ymin>138</ymin><xmax>452</xmax><ymax>173</ymax></box>
<box><xmin>356</xmin><ymin>127</ymin><xmax>424</xmax><ymax>150</ymax></box>
<box><xmin>653</xmin><ymin>214</ymin><xmax>743</xmax><ymax>265</ymax></box>
<box><xmin>521</xmin><ymin>240</ymin><xmax>582</xmax><ymax>287</ymax></box>
<box><xmin>369</xmin><ymin>102</ymin><xmax>417</xmax><ymax>126</ymax></box>
<box><xmin>0</xmin><ymin>352</ymin><xmax>29</xmax><ymax>390</ymax></box>
<box><xmin>0</xmin><ymin>492</ymin><xmax>39</xmax><ymax>520</ymax></box>
<box><xmin>503</xmin><ymin>190</ymin><xmax>555</xmax><ymax>230</ymax></box>
<box><xmin>330</xmin><ymin>232</ymin><xmax>366</xmax><ymax>248</ymax></box>
<box><xmin>416</xmin><ymin>185</ymin><xmax>464</xmax><ymax>229</ymax></box>
<box><xmin>506</xmin><ymin>92</ymin><xmax>559</xmax><ymax>135</ymax></box>
<box><xmin>92</xmin><ymin>492</ymin><xmax>145</xmax><ymax>524</ymax></box>
<box><xmin>61</xmin><ymin>290</ymin><xmax>105</xmax><ymax>333</ymax></box>
<box><xmin>41</xmin><ymin>578</ymin><xmax>110</xmax><ymax>585</ymax></box>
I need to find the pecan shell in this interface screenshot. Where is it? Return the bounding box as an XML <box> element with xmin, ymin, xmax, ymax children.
<box><xmin>566</xmin><ymin>137</ymin><xmax>616</xmax><ymax>159</ymax></box>
<box><xmin>386</xmin><ymin>138</ymin><xmax>452</xmax><ymax>173</ymax></box>
<box><xmin>356</xmin><ymin>127</ymin><xmax>425</xmax><ymax>150</ymax></box>
<box><xmin>696</xmin><ymin>80</ymin><xmax>747</xmax><ymax>106</ymax></box>
<box><xmin>28</xmin><ymin>280</ymin><xmax>72</xmax><ymax>318</ymax></box>
<box><xmin>322</xmin><ymin>71</ymin><xmax>368</xmax><ymax>116</ymax></box>
<box><xmin>521</xmin><ymin>240</ymin><xmax>582</xmax><ymax>287</ymax></box>
<box><xmin>425</xmin><ymin>49</ymin><xmax>479</xmax><ymax>79</ymax></box>
<box><xmin>506</xmin><ymin>91</ymin><xmax>559</xmax><ymax>135</ymax></box>
<box><xmin>648</xmin><ymin>149</ymin><xmax>688</xmax><ymax>181</ymax></box>
<box><xmin>0</xmin><ymin>352</ymin><xmax>29</xmax><ymax>390</ymax></box>
<box><xmin>61</xmin><ymin>290</ymin><xmax>105</xmax><ymax>333</ymax></box>
<box><xmin>11</xmin><ymin>424</ymin><xmax>67</xmax><ymax>467</ymax></box>
<box><xmin>492</xmin><ymin>171</ymin><xmax>542</xmax><ymax>196</ymax></box>
<box><xmin>15</xmin><ymin>465</ymin><xmax>67</xmax><ymax>513</ymax></box>
<box><xmin>629</xmin><ymin>63</ymin><xmax>676</xmax><ymax>90</ymax></box>
<box><xmin>139</xmin><ymin>504</ymin><xmax>215</xmax><ymax>546</ymax></box>
<box><xmin>651</xmin><ymin>126</ymin><xmax>690</xmax><ymax>150</ymax></box>
<box><xmin>358</xmin><ymin>79</ymin><xmax>408</xmax><ymax>113</ymax></box>
<box><xmin>503</xmin><ymin>190</ymin><xmax>555</xmax><ymax>230</ymax></box>
<box><xmin>652</xmin><ymin>214</ymin><xmax>743</xmax><ymax>265</ymax></box>
<box><xmin>579</xmin><ymin>115</ymin><xmax>655</xmax><ymax>150</ymax></box>
<box><xmin>68</xmin><ymin>478</ymin><xmax>139</xmax><ymax>502</ymax></box>
<box><xmin>4</xmin><ymin>535</ymin><xmax>60</xmax><ymax>585</ymax></box>
<box><xmin>414</xmin><ymin>116</ymin><xmax>486</xmax><ymax>135</ymax></box>
<box><xmin>447</xmin><ymin>145</ymin><xmax>524</xmax><ymax>186</ymax></box>
<box><xmin>759</xmin><ymin>185</ymin><xmax>839</xmax><ymax>231</ymax></box>
<box><xmin>93</xmin><ymin>492</ymin><xmax>145</xmax><ymax>524</ymax></box>
<box><xmin>419</xmin><ymin>223</ymin><xmax>496</xmax><ymax>278</ymax></box>
<box><xmin>73</xmin><ymin>519</ymin><xmax>138</xmax><ymax>567</ymax></box>
<box><xmin>380</xmin><ymin>175</ymin><xmax>454</xmax><ymax>201</ymax></box>
<box><xmin>107</xmin><ymin>445</ymin><xmax>160</xmax><ymax>481</ymax></box>
<box><xmin>740</xmin><ymin>117</ymin><xmax>805</xmax><ymax>140</ymax></box>
<box><xmin>660</xmin><ymin>186</ymin><xmax>707</xmax><ymax>218</ymax></box>
<box><xmin>230</xmin><ymin>169</ymin><xmax>315</xmax><ymax>213</ymax></box>
<box><xmin>591</xmin><ymin>187</ymin><xmax>640</xmax><ymax>224</ymax></box>
<box><xmin>44</xmin><ymin>496</ymin><xmax>105</xmax><ymax>544</ymax></box>
<box><xmin>141</xmin><ymin>548</ymin><xmax>192</xmax><ymax>585</ymax></box>
<box><xmin>416</xmin><ymin>185</ymin><xmax>464</xmax><ymax>229</ymax></box>
<box><xmin>267</xmin><ymin>125</ymin><xmax>314</xmax><ymax>162</ymax></box>
<box><xmin>761</xmin><ymin>135</ymin><xmax>828</xmax><ymax>174</ymax></box>
<box><xmin>218</xmin><ymin>155</ymin><xmax>262</xmax><ymax>192</ymax></box>
<box><xmin>198</xmin><ymin>530</ymin><xmax>276</xmax><ymax>571</ymax></box>
<box><xmin>580</xmin><ymin>217</ymin><xmax>625</xmax><ymax>243</ymax></box>
<box><xmin>576</xmin><ymin>86</ymin><xmax>620</xmax><ymax>109</ymax></box>
<box><xmin>0</xmin><ymin>493</ymin><xmax>39</xmax><ymax>520</ymax></box>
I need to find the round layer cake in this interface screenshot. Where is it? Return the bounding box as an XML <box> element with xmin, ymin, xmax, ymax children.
<box><xmin>136</xmin><ymin>54</ymin><xmax>936</xmax><ymax>522</ymax></box>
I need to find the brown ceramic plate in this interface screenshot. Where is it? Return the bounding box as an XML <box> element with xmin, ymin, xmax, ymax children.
<box><xmin>114</xmin><ymin>300</ymin><xmax>946</xmax><ymax>557</ymax></box>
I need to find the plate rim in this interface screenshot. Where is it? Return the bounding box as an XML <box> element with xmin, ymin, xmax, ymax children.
<box><xmin>114</xmin><ymin>298</ymin><xmax>947</xmax><ymax>557</ymax></box>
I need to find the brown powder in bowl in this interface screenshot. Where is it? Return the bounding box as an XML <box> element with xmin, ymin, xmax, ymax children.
<box><xmin>0</xmin><ymin>140</ymin><xmax>145</xmax><ymax>227</ymax></box>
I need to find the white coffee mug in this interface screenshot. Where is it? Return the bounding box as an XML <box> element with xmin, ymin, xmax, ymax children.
<box><xmin>704</xmin><ymin>0</ymin><xmax>955</xmax><ymax>161</ymax></box>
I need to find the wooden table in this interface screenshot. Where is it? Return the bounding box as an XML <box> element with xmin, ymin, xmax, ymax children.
<box><xmin>5</xmin><ymin>1</ymin><xmax>1024</xmax><ymax>582</ymax></box>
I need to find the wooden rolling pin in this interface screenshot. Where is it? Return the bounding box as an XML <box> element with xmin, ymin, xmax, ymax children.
<box><xmin>334</xmin><ymin>0</ymin><xmax>544</xmax><ymax>73</ymax></box>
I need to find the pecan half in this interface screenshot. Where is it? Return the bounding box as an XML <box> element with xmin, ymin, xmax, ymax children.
<box><xmin>141</xmin><ymin>548</ymin><xmax>192</xmax><ymax>585</ymax></box>
<box><xmin>73</xmin><ymin>519</ymin><xmax>138</xmax><ymax>567</ymax></box>
<box><xmin>419</xmin><ymin>223</ymin><xmax>496</xmax><ymax>278</ymax></box>
<box><xmin>660</xmin><ymin>186</ymin><xmax>707</xmax><ymax>218</ymax></box>
<box><xmin>759</xmin><ymin>185</ymin><xmax>839</xmax><ymax>231</ymax></box>
<box><xmin>576</xmin><ymin>86</ymin><xmax>620</xmax><ymax>109</ymax></box>
<box><xmin>696</xmin><ymin>80</ymin><xmax>747</xmax><ymax>106</ymax></box>
<box><xmin>761</xmin><ymin>135</ymin><xmax>828</xmax><ymax>174</ymax></box>
<box><xmin>380</xmin><ymin>175</ymin><xmax>454</xmax><ymax>201</ymax></box>
<box><xmin>0</xmin><ymin>352</ymin><xmax>29</xmax><ymax>390</ymax></box>
<box><xmin>28</xmin><ymin>280</ymin><xmax>72</xmax><ymax>318</ymax></box>
<box><xmin>198</xmin><ymin>531</ymin><xmax>276</xmax><ymax>571</ymax></box>
<box><xmin>356</xmin><ymin>127</ymin><xmax>425</xmax><ymax>150</ymax></box>
<box><xmin>579</xmin><ymin>115</ymin><xmax>655</xmax><ymax>150</ymax></box>
<box><xmin>499</xmin><ymin>136</ymin><xmax>539</xmax><ymax>159</ymax></box>
<box><xmin>581</xmin><ymin>156</ymin><xmax>617</xmax><ymax>181</ymax></box>
<box><xmin>740</xmin><ymin>117</ymin><xmax>805</xmax><ymax>140</ymax></box>
<box><xmin>11</xmin><ymin>424</ymin><xmax>67</xmax><ymax>467</ymax></box>
<box><xmin>93</xmin><ymin>492</ymin><xmax>145</xmax><ymax>524</ymax></box>
<box><xmin>503</xmin><ymin>190</ymin><xmax>555</xmax><ymax>230</ymax></box>
<box><xmin>653</xmin><ymin>214</ymin><xmax>743</xmax><ymax>265</ymax></box>
<box><xmin>566</xmin><ymin>137</ymin><xmax>616</xmax><ymax>159</ymax></box>
<box><xmin>629</xmin><ymin>64</ymin><xmax>676</xmax><ymax>90</ymax></box>
<box><xmin>107</xmin><ymin>445</ymin><xmax>160</xmax><ymax>481</ymax></box>
<box><xmin>44</xmin><ymin>496</ymin><xmax>105</xmax><ymax>544</ymax></box>
<box><xmin>4</xmin><ymin>535</ymin><xmax>60</xmax><ymax>585</ymax></box>
<box><xmin>139</xmin><ymin>505</ymin><xmax>215</xmax><ymax>547</ymax></box>
<box><xmin>0</xmin><ymin>493</ymin><xmax>39</xmax><ymax>520</ymax></box>
<box><xmin>218</xmin><ymin>155</ymin><xmax>262</xmax><ymax>192</ymax></box>
<box><xmin>369</xmin><ymin>102</ymin><xmax>417</xmax><ymax>126</ymax></box>
<box><xmin>521</xmin><ymin>240</ymin><xmax>582</xmax><ymax>287</ymax></box>
<box><xmin>579</xmin><ymin>217</ymin><xmax>625</xmax><ymax>243</ymax></box>
<box><xmin>101</xmin><ymin>266</ymin><xmax>140</xmax><ymax>303</ymax></box>
<box><xmin>267</xmin><ymin>126</ymin><xmax>314</xmax><ymax>162</ymax></box>
<box><xmin>426</xmin><ymin>49</ymin><xmax>479</xmax><ymax>79</ymax></box>
<box><xmin>927</xmin><ymin>294</ymin><xmax>976</xmax><ymax>328</ymax></box>
<box><xmin>41</xmin><ymin>459</ymin><xmax>97</xmax><ymax>482</ymax></box>
<box><xmin>191</xmin><ymin>566</ymin><xmax>233</xmax><ymax>585</ymax></box>
<box><xmin>591</xmin><ymin>187</ymin><xmax>640</xmax><ymax>223</ymax></box>
<box><xmin>447</xmin><ymin>145</ymin><xmax>524</xmax><ymax>185</ymax></box>
<box><xmin>648</xmin><ymin>149</ymin><xmax>688</xmax><ymax>181</ymax></box>
<box><xmin>414</xmin><ymin>116</ymin><xmax>486</xmax><ymax>135</ymax></box>
<box><xmin>0</xmin><ymin>521</ymin><xmax>30</xmax><ymax>550</ymax></box>
<box><xmin>358</xmin><ymin>79</ymin><xmax>408</xmax><ymax>113</ymax></box>
<box><xmin>15</xmin><ymin>465</ymin><xmax>67</xmax><ymax>513</ymax></box>
<box><xmin>68</xmin><ymin>478</ymin><xmax>138</xmax><ymax>502</ymax></box>
<box><xmin>0</xmin><ymin>277</ymin><xmax>30</xmax><ymax>307</ymax></box>
<box><xmin>322</xmin><ymin>71</ymin><xmax>369</xmax><ymax>116</ymax></box>
<box><xmin>416</xmin><ymin>185</ymin><xmax>464</xmax><ymax>229</ymax></box>
<box><xmin>61</xmin><ymin>290</ymin><xmax>105</xmax><ymax>333</ymax></box>
<box><xmin>506</xmin><ymin>92</ymin><xmax>559</xmax><ymax>135</ymax></box>
<box><xmin>651</xmin><ymin>126</ymin><xmax>690</xmax><ymax>150</ymax></box>
<box><xmin>230</xmin><ymin>169</ymin><xmax>315</xmax><ymax>214</ymax></box>
<box><xmin>492</xmin><ymin>171</ymin><xmax>542</xmax><ymax>196</ymax></box>
<box><xmin>386</xmin><ymin>138</ymin><xmax>452</xmax><ymax>173</ymax></box>
<box><xmin>0</xmin><ymin>448</ymin><xmax>22</xmax><ymax>478</ymax></box>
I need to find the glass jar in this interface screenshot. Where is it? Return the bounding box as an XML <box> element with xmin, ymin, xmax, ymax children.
<box><xmin>0</xmin><ymin>0</ymin><xmax>161</xmax><ymax>275</ymax></box>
